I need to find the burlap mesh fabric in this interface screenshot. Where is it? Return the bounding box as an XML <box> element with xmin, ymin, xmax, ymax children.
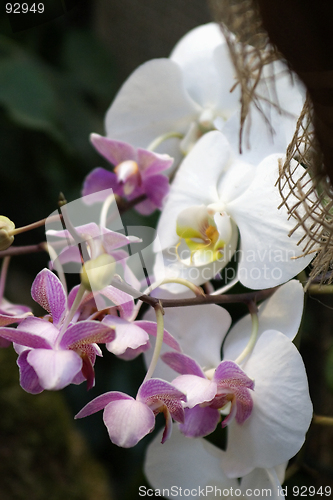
<box><xmin>209</xmin><ymin>0</ymin><xmax>333</xmax><ymax>286</ymax></box>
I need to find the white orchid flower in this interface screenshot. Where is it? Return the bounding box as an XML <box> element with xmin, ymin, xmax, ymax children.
<box><xmin>154</xmin><ymin>131</ymin><xmax>314</xmax><ymax>289</ymax></box>
<box><xmin>145</xmin><ymin>425</ymin><xmax>288</xmax><ymax>500</ymax></box>
<box><xmin>143</xmin><ymin>281</ymin><xmax>312</xmax><ymax>477</ymax></box>
<box><xmin>103</xmin><ymin>23</ymin><xmax>304</xmax><ymax>164</ymax></box>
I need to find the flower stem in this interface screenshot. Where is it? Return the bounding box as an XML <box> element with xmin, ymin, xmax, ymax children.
<box><xmin>8</xmin><ymin>214</ymin><xmax>60</xmax><ymax>236</ymax></box>
<box><xmin>147</xmin><ymin>131</ymin><xmax>184</xmax><ymax>152</ymax></box>
<box><xmin>307</xmin><ymin>284</ymin><xmax>333</xmax><ymax>294</ymax></box>
<box><xmin>143</xmin><ymin>302</ymin><xmax>165</xmax><ymax>381</ymax></box>
<box><xmin>128</xmin><ymin>278</ymin><xmax>205</xmax><ymax>322</ymax></box>
<box><xmin>100</xmin><ymin>193</ymin><xmax>117</xmax><ymax>229</ymax></box>
<box><xmin>312</xmin><ymin>414</ymin><xmax>333</xmax><ymax>426</ymax></box>
<box><xmin>234</xmin><ymin>300</ymin><xmax>259</xmax><ymax>365</ymax></box>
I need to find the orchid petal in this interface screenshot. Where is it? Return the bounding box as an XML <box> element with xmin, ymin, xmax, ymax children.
<box><xmin>178</xmin><ymin>405</ymin><xmax>220</xmax><ymax>438</ymax></box>
<box><xmin>31</xmin><ymin>268</ymin><xmax>67</xmax><ymax>326</ymax></box>
<box><xmin>82</xmin><ymin>167</ymin><xmax>120</xmax><ymax>203</ymax></box>
<box><xmin>103</xmin><ymin>399</ymin><xmax>155</xmax><ymax>448</ymax></box>
<box><xmin>137</xmin><ymin>148</ymin><xmax>173</xmax><ymax>176</ymax></box>
<box><xmin>103</xmin><ymin>315</ymin><xmax>149</xmax><ymax>355</ymax></box>
<box><xmin>137</xmin><ymin>378</ymin><xmax>186</xmax><ymax>406</ymax></box>
<box><xmin>90</xmin><ymin>133</ymin><xmax>137</xmax><ymax>165</ymax></box>
<box><xmin>226</xmin><ymin>154</ymin><xmax>314</xmax><ymax>289</ymax></box>
<box><xmin>241</xmin><ymin>466</ymin><xmax>287</xmax><ymax>500</ymax></box>
<box><xmin>59</xmin><ymin>321</ymin><xmax>115</xmax><ymax>349</ymax></box>
<box><xmin>223</xmin><ymin>280</ymin><xmax>304</xmax><ymax>361</ymax></box>
<box><xmin>100</xmin><ymin>285</ymin><xmax>134</xmax><ymax>319</ymax></box>
<box><xmin>27</xmin><ymin>349</ymin><xmax>82</xmax><ymax>391</ymax></box>
<box><xmin>105</xmin><ymin>59</ymin><xmax>199</xmax><ymax>150</ymax></box>
<box><xmin>161</xmin><ymin>352</ymin><xmax>205</xmax><ymax>377</ymax></box>
<box><xmin>75</xmin><ymin>391</ymin><xmax>133</xmax><ymax>418</ymax></box>
<box><xmin>171</xmin><ymin>23</ymin><xmax>238</xmax><ymax>112</ymax></box>
<box><xmin>220</xmin><ymin>330</ymin><xmax>313</xmax><ymax>477</ymax></box>
<box><xmin>142</xmin><ymin>174</ymin><xmax>170</xmax><ymax>209</ymax></box>
<box><xmin>144</xmin><ymin>425</ymin><xmax>237</xmax><ymax>496</ymax></box>
<box><xmin>172</xmin><ymin>374</ymin><xmax>217</xmax><ymax>408</ymax></box>
<box><xmin>155</xmin><ymin>131</ymin><xmax>232</xmax><ymax>250</ymax></box>
<box><xmin>17</xmin><ymin>350</ymin><xmax>44</xmax><ymax>394</ymax></box>
<box><xmin>0</xmin><ymin>325</ymin><xmax>53</xmax><ymax>349</ymax></box>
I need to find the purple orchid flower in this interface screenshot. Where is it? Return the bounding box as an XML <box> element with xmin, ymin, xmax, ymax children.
<box><xmin>0</xmin><ymin>268</ymin><xmax>115</xmax><ymax>393</ymax></box>
<box><xmin>82</xmin><ymin>135</ymin><xmax>173</xmax><ymax>215</ymax></box>
<box><xmin>75</xmin><ymin>378</ymin><xmax>186</xmax><ymax>447</ymax></box>
<box><xmin>161</xmin><ymin>352</ymin><xmax>254</xmax><ymax>438</ymax></box>
<box><xmin>0</xmin><ymin>298</ymin><xmax>32</xmax><ymax>348</ymax></box>
<box><xmin>67</xmin><ymin>282</ymin><xmax>181</xmax><ymax>360</ymax></box>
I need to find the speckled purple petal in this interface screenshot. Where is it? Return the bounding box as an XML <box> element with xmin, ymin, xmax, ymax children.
<box><xmin>178</xmin><ymin>406</ymin><xmax>220</xmax><ymax>438</ymax></box>
<box><xmin>137</xmin><ymin>378</ymin><xmax>186</xmax><ymax>415</ymax></box>
<box><xmin>161</xmin><ymin>352</ymin><xmax>205</xmax><ymax>376</ymax></box>
<box><xmin>59</xmin><ymin>321</ymin><xmax>115</xmax><ymax>349</ymax></box>
<box><xmin>0</xmin><ymin>326</ymin><xmax>52</xmax><ymax>349</ymax></box>
<box><xmin>214</xmin><ymin>360</ymin><xmax>255</xmax><ymax>390</ymax></box>
<box><xmin>75</xmin><ymin>391</ymin><xmax>133</xmax><ymax>419</ymax></box>
<box><xmin>31</xmin><ymin>268</ymin><xmax>67</xmax><ymax>327</ymax></box>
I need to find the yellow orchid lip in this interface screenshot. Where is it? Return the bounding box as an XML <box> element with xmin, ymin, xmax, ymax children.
<box><xmin>176</xmin><ymin>205</ymin><xmax>233</xmax><ymax>265</ymax></box>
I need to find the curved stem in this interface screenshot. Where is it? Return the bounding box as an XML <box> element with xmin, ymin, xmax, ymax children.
<box><xmin>8</xmin><ymin>214</ymin><xmax>60</xmax><ymax>236</ymax></box>
<box><xmin>128</xmin><ymin>278</ymin><xmax>205</xmax><ymax>322</ymax></box>
<box><xmin>100</xmin><ymin>193</ymin><xmax>117</xmax><ymax>229</ymax></box>
<box><xmin>147</xmin><ymin>131</ymin><xmax>184</xmax><ymax>152</ymax></box>
<box><xmin>143</xmin><ymin>302</ymin><xmax>165</xmax><ymax>381</ymax></box>
<box><xmin>234</xmin><ymin>300</ymin><xmax>259</xmax><ymax>365</ymax></box>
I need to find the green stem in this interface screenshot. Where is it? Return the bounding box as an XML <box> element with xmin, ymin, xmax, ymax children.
<box><xmin>147</xmin><ymin>131</ymin><xmax>184</xmax><ymax>152</ymax></box>
<box><xmin>143</xmin><ymin>302</ymin><xmax>165</xmax><ymax>381</ymax></box>
<box><xmin>312</xmin><ymin>414</ymin><xmax>333</xmax><ymax>426</ymax></box>
<box><xmin>8</xmin><ymin>214</ymin><xmax>60</xmax><ymax>236</ymax></box>
<box><xmin>234</xmin><ymin>301</ymin><xmax>259</xmax><ymax>365</ymax></box>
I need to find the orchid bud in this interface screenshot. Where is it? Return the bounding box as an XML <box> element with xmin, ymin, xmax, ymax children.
<box><xmin>0</xmin><ymin>216</ymin><xmax>15</xmax><ymax>250</ymax></box>
<box><xmin>80</xmin><ymin>254</ymin><xmax>116</xmax><ymax>292</ymax></box>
